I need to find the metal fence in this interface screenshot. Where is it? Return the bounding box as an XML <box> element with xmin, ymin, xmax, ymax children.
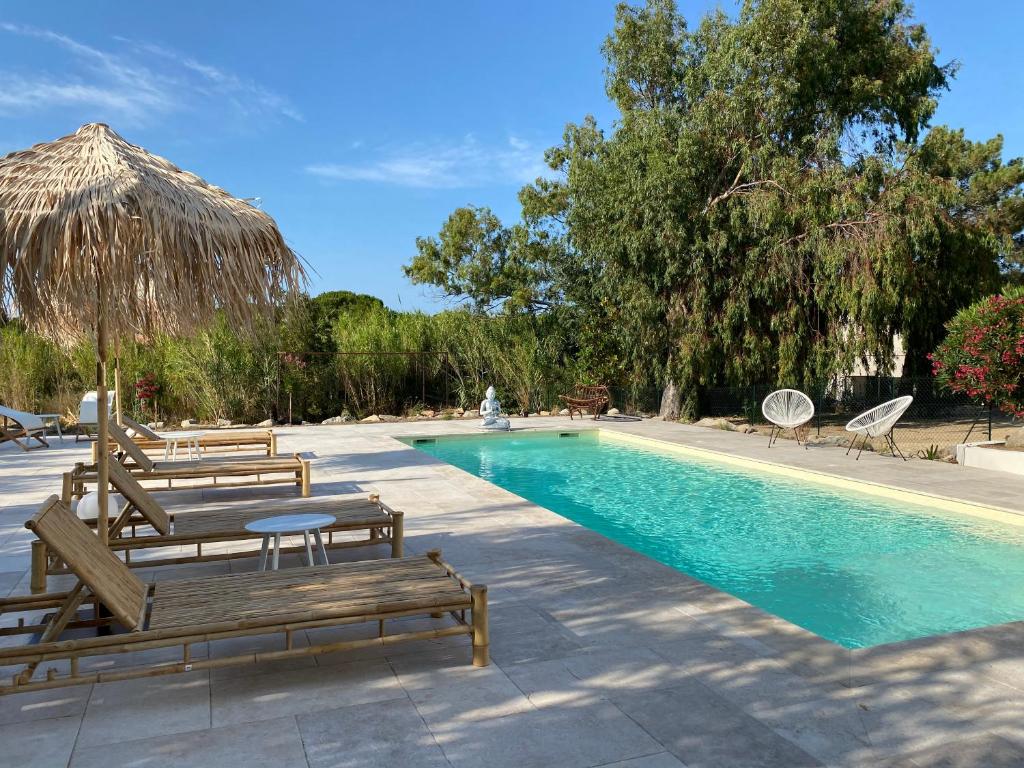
<box><xmin>701</xmin><ymin>376</ymin><xmax>1017</xmax><ymax>454</ymax></box>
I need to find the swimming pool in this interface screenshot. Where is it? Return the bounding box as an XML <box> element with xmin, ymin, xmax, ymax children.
<box><xmin>405</xmin><ymin>430</ymin><xmax>1024</xmax><ymax>648</ymax></box>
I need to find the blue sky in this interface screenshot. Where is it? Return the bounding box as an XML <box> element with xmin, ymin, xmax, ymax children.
<box><xmin>1</xmin><ymin>1</ymin><xmax>1021</xmax><ymax>311</ymax></box>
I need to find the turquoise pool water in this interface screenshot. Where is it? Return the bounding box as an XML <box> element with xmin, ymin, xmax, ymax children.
<box><xmin>406</xmin><ymin>430</ymin><xmax>1024</xmax><ymax>648</ymax></box>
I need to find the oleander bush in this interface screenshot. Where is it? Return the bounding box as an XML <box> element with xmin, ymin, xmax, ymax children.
<box><xmin>930</xmin><ymin>287</ymin><xmax>1024</xmax><ymax>418</ymax></box>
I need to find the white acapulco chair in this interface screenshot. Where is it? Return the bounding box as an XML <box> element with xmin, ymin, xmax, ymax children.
<box><xmin>761</xmin><ymin>389</ymin><xmax>815</xmax><ymax>449</ymax></box>
<box><xmin>844</xmin><ymin>395</ymin><xmax>914</xmax><ymax>461</ymax></box>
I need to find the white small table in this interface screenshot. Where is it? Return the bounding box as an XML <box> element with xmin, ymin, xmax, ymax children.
<box><xmin>160</xmin><ymin>430</ymin><xmax>204</xmax><ymax>460</ymax></box>
<box><xmin>38</xmin><ymin>413</ymin><xmax>63</xmax><ymax>441</ymax></box>
<box><xmin>245</xmin><ymin>513</ymin><xmax>336</xmax><ymax>571</ymax></box>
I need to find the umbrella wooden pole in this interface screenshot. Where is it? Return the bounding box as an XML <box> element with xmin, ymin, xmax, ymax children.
<box><xmin>114</xmin><ymin>356</ymin><xmax>122</xmax><ymax>426</ymax></box>
<box><xmin>96</xmin><ymin>288</ymin><xmax>109</xmax><ymax>547</ymax></box>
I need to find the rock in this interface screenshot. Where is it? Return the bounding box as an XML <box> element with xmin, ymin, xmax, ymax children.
<box><xmin>607</xmin><ymin>408</ymin><xmax>620</xmax><ymax>416</ymax></box>
<box><xmin>559</xmin><ymin>408</ymin><xmax>570</xmax><ymax>416</ymax></box>
<box><xmin>380</xmin><ymin>415</ymin><xmax>401</xmax><ymax>422</ymax></box>
<box><xmin>420</xmin><ymin>410</ymin><xmax>436</xmax><ymax>418</ymax></box>
<box><xmin>693</xmin><ymin>417</ymin><xmax>736</xmax><ymax>431</ymax></box>
<box><xmin>181</xmin><ymin>419</ymin><xmax>197</xmax><ymax>427</ymax></box>
<box><xmin>463</xmin><ymin>411</ymin><xmax>478</xmax><ymax>419</ymax></box>
<box><xmin>807</xmin><ymin>434</ymin><xmax>847</xmax><ymax>447</ymax></box>
<box><xmin>216</xmin><ymin>418</ymin><xmax>232</xmax><ymax>428</ymax></box>
<box><xmin>1005</xmin><ymin>427</ymin><xmax>1024</xmax><ymax>450</ymax></box>
<box><xmin>743</xmin><ymin>426</ymin><xmax>758</xmax><ymax>434</ymax></box>
<box><xmin>529</xmin><ymin>412</ymin><xmax>540</xmax><ymax>417</ymax></box>
<box><xmin>149</xmin><ymin>422</ymin><xmax>163</xmax><ymax>430</ymax></box>
<box><xmin>322</xmin><ymin>415</ymin><xmax>350</xmax><ymax>425</ymax></box>
<box><xmin>360</xmin><ymin>414</ymin><xmax>382</xmax><ymax>423</ymax></box>
<box><xmin>455</xmin><ymin>407</ymin><xmax>465</xmax><ymax>416</ymax></box>
<box><xmin>539</xmin><ymin>410</ymin><xmax>551</xmax><ymax>417</ymax></box>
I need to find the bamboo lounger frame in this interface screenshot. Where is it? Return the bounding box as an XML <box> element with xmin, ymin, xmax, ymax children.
<box><xmin>31</xmin><ymin>461</ymin><xmax>403</xmax><ymax>592</ymax></box>
<box><xmin>1</xmin><ymin>497</ymin><xmax>488</xmax><ymax>695</ymax></box>
<box><xmin>71</xmin><ymin>422</ymin><xmax>310</xmax><ymax>497</ymax></box>
<box><xmin>90</xmin><ymin>415</ymin><xmax>277</xmax><ymax>461</ymax></box>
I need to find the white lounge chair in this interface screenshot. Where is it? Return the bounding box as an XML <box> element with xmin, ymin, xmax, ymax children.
<box><xmin>845</xmin><ymin>395</ymin><xmax>914</xmax><ymax>461</ymax></box>
<box><xmin>75</xmin><ymin>390</ymin><xmax>115</xmax><ymax>442</ymax></box>
<box><xmin>0</xmin><ymin>405</ymin><xmax>49</xmax><ymax>451</ymax></box>
<box><xmin>761</xmin><ymin>389</ymin><xmax>815</xmax><ymax>448</ymax></box>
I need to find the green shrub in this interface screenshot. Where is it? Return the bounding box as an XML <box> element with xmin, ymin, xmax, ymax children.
<box><xmin>931</xmin><ymin>287</ymin><xmax>1024</xmax><ymax>418</ymax></box>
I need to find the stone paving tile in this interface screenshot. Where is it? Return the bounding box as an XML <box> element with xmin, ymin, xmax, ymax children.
<box><xmin>207</xmin><ymin>627</ymin><xmax>316</xmax><ymax>679</ymax></box>
<box><xmin>650</xmin><ymin>631</ymin><xmax>843</xmax><ymax>709</ymax></box>
<box><xmin>402</xmin><ymin>657</ymin><xmax>535</xmax><ymax>727</ymax></box>
<box><xmin>892</xmin><ymin>733</ymin><xmax>1024</xmax><ymax>767</ymax></box>
<box><xmin>298</xmin><ymin>698</ymin><xmax>450</xmax><ymax>768</ymax></box>
<box><xmin>745</xmin><ymin>680</ymin><xmax>986</xmax><ymax>766</ymax></box>
<box><xmin>0</xmin><ymin>714</ymin><xmax>80</xmax><ymax>768</ymax></box>
<box><xmin>612</xmin><ymin>679</ymin><xmax>824</xmax><ymax>768</ymax></box>
<box><xmin>602</xmin><ymin>755</ymin><xmax>688</xmax><ymax>768</ymax></box>
<box><xmin>0</xmin><ymin>569</ymin><xmax>22</xmax><ymax>597</ymax></box>
<box><xmin>211</xmin><ymin>657</ymin><xmax>406</xmax><ymax>727</ymax></box>
<box><xmin>431</xmin><ymin>700</ymin><xmax>663</xmax><ymax>768</ymax></box>
<box><xmin>69</xmin><ymin>716</ymin><xmax>308</xmax><ymax>768</ymax></box>
<box><xmin>505</xmin><ymin>646</ymin><xmax>687</xmax><ymax>708</ymax></box>
<box><xmin>77</xmin><ymin>670</ymin><xmax>211</xmax><ymax>747</ymax></box>
<box><xmin>0</xmin><ymin>683</ymin><xmax>91</xmax><ymax>726</ymax></box>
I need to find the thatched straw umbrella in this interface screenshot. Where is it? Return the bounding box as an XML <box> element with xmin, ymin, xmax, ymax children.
<box><xmin>0</xmin><ymin>123</ymin><xmax>304</xmax><ymax>543</ymax></box>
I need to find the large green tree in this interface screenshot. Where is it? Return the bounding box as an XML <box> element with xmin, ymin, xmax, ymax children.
<box><xmin>407</xmin><ymin>0</ymin><xmax>1024</xmax><ymax>418</ymax></box>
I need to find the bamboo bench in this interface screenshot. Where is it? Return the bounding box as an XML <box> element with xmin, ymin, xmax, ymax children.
<box><xmin>90</xmin><ymin>415</ymin><xmax>276</xmax><ymax>461</ymax></box>
<box><xmin>31</xmin><ymin>460</ymin><xmax>402</xmax><ymax>592</ymax></box>
<box><xmin>1</xmin><ymin>496</ymin><xmax>488</xmax><ymax>696</ymax></box>
<box><xmin>70</xmin><ymin>421</ymin><xmax>310</xmax><ymax>497</ymax></box>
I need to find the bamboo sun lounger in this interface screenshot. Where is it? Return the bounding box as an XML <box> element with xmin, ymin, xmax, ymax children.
<box><xmin>90</xmin><ymin>414</ymin><xmax>277</xmax><ymax>461</ymax></box>
<box><xmin>30</xmin><ymin>459</ymin><xmax>403</xmax><ymax>592</ymax></box>
<box><xmin>71</xmin><ymin>421</ymin><xmax>310</xmax><ymax>497</ymax></box>
<box><xmin>1</xmin><ymin>496</ymin><xmax>488</xmax><ymax>695</ymax></box>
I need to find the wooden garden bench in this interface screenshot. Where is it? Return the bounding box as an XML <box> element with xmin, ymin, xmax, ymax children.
<box><xmin>559</xmin><ymin>385</ymin><xmax>611</xmax><ymax>420</ymax></box>
<box><xmin>30</xmin><ymin>460</ymin><xmax>403</xmax><ymax>592</ymax></box>
<box><xmin>1</xmin><ymin>496</ymin><xmax>488</xmax><ymax>695</ymax></box>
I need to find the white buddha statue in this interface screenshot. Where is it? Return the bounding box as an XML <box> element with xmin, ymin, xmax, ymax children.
<box><xmin>479</xmin><ymin>385</ymin><xmax>511</xmax><ymax>431</ymax></box>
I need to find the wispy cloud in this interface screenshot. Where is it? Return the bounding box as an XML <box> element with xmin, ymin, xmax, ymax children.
<box><xmin>306</xmin><ymin>135</ymin><xmax>550</xmax><ymax>189</ymax></box>
<box><xmin>0</xmin><ymin>23</ymin><xmax>301</xmax><ymax>125</ymax></box>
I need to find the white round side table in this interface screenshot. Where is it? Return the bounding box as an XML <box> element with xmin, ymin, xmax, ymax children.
<box><xmin>160</xmin><ymin>430</ymin><xmax>204</xmax><ymax>460</ymax></box>
<box><xmin>244</xmin><ymin>513</ymin><xmax>336</xmax><ymax>571</ymax></box>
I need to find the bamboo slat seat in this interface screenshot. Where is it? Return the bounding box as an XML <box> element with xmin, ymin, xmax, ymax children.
<box><xmin>172</xmin><ymin>499</ymin><xmax>391</xmax><ymax>536</ymax></box>
<box><xmin>150</xmin><ymin>558</ymin><xmax>469</xmax><ymax>629</ymax></box>
<box><xmin>1</xmin><ymin>496</ymin><xmax>488</xmax><ymax>695</ymax></box>
<box><xmin>69</xmin><ymin>421</ymin><xmax>310</xmax><ymax>497</ymax></box>
<box><xmin>33</xmin><ymin>461</ymin><xmax>402</xmax><ymax>592</ymax></box>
